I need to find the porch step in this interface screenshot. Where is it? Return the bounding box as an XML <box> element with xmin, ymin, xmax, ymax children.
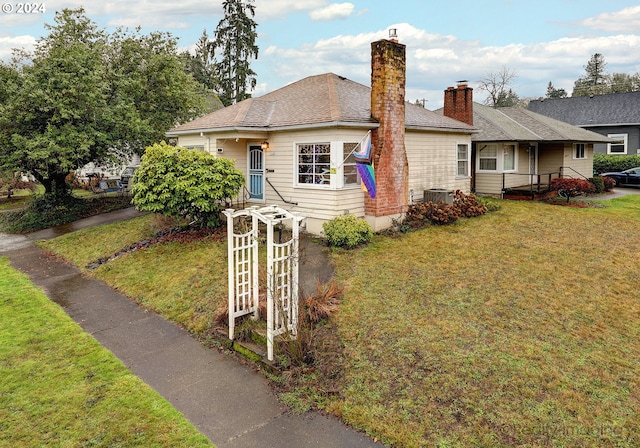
<box><xmin>232</xmin><ymin>329</ymin><xmax>280</xmax><ymax>375</ymax></box>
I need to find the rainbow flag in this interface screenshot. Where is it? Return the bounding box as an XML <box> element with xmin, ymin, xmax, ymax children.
<box><xmin>357</xmin><ymin>162</ymin><xmax>376</xmax><ymax>198</ymax></box>
<box><xmin>354</xmin><ymin>131</ymin><xmax>373</xmax><ymax>163</ymax></box>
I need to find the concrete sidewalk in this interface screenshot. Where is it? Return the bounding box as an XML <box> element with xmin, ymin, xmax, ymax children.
<box><xmin>1</xmin><ymin>209</ymin><xmax>380</xmax><ymax>448</ymax></box>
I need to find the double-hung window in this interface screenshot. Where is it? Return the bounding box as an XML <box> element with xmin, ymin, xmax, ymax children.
<box><xmin>457</xmin><ymin>143</ymin><xmax>470</xmax><ymax>177</ymax></box>
<box><xmin>477</xmin><ymin>143</ymin><xmax>517</xmax><ymax>172</ymax></box>
<box><xmin>342</xmin><ymin>143</ymin><xmax>361</xmax><ymax>186</ymax></box>
<box><xmin>607</xmin><ymin>134</ymin><xmax>627</xmax><ymax>154</ymax></box>
<box><xmin>478</xmin><ymin>144</ymin><xmax>498</xmax><ymax>171</ymax></box>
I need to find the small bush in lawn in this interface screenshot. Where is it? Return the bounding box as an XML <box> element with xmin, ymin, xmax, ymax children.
<box><xmin>322</xmin><ymin>214</ymin><xmax>373</xmax><ymax>248</ymax></box>
<box><xmin>600</xmin><ymin>176</ymin><xmax>616</xmax><ymax>191</ymax></box>
<box><xmin>590</xmin><ymin>176</ymin><xmax>605</xmax><ymax>194</ymax></box>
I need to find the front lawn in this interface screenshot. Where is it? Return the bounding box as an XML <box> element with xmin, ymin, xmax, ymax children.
<box><xmin>39</xmin><ymin>196</ymin><xmax>640</xmax><ymax>447</ymax></box>
<box><xmin>0</xmin><ymin>258</ymin><xmax>213</xmax><ymax>447</ymax></box>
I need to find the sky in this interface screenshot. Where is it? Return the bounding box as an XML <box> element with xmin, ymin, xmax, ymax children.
<box><xmin>2</xmin><ymin>0</ymin><xmax>640</xmax><ymax>108</ymax></box>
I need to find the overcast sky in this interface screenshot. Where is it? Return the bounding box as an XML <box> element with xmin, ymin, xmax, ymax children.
<box><xmin>2</xmin><ymin>0</ymin><xmax>640</xmax><ymax>108</ymax></box>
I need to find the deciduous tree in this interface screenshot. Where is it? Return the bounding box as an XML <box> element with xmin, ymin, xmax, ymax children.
<box><xmin>477</xmin><ymin>67</ymin><xmax>518</xmax><ymax>107</ymax></box>
<box><xmin>0</xmin><ymin>8</ymin><xmax>206</xmax><ymax>198</ymax></box>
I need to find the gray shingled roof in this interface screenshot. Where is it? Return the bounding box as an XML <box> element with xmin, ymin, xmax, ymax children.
<box><xmin>527</xmin><ymin>91</ymin><xmax>640</xmax><ymax>127</ymax></box>
<box><xmin>169</xmin><ymin>73</ymin><xmax>475</xmax><ymax>134</ymax></box>
<box><xmin>472</xmin><ymin>103</ymin><xmax>614</xmax><ymax>143</ymax></box>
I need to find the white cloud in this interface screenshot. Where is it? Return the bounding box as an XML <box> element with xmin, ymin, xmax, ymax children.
<box><xmin>0</xmin><ymin>35</ymin><xmax>36</xmax><ymax>61</ymax></box>
<box><xmin>309</xmin><ymin>3</ymin><xmax>355</xmax><ymax>21</ymax></box>
<box><xmin>580</xmin><ymin>6</ymin><xmax>640</xmax><ymax>33</ymax></box>
<box><xmin>256</xmin><ymin>22</ymin><xmax>640</xmax><ymax>108</ymax></box>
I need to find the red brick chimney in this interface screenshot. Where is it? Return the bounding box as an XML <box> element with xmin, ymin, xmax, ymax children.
<box><xmin>365</xmin><ymin>38</ymin><xmax>408</xmax><ymax>218</ymax></box>
<box><xmin>443</xmin><ymin>81</ymin><xmax>473</xmax><ymax>126</ymax></box>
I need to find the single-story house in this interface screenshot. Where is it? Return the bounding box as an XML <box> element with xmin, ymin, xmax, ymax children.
<box><xmin>527</xmin><ymin>91</ymin><xmax>640</xmax><ymax>157</ymax></box>
<box><xmin>438</xmin><ymin>85</ymin><xmax>614</xmax><ymax>196</ymax></box>
<box><xmin>168</xmin><ymin>37</ymin><xmax>475</xmax><ymax>234</ymax></box>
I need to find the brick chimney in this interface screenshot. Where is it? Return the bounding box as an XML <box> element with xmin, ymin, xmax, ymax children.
<box><xmin>365</xmin><ymin>38</ymin><xmax>409</xmax><ymax>220</ymax></box>
<box><xmin>443</xmin><ymin>81</ymin><xmax>473</xmax><ymax>125</ymax></box>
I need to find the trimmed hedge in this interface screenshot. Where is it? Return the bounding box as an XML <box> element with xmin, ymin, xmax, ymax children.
<box><xmin>593</xmin><ymin>154</ymin><xmax>640</xmax><ymax>174</ymax></box>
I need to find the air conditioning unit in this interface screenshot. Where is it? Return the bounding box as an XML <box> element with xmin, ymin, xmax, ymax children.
<box><xmin>424</xmin><ymin>189</ymin><xmax>454</xmax><ymax>204</ymax></box>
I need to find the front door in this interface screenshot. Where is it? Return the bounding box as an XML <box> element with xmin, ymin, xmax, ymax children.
<box><xmin>248</xmin><ymin>145</ymin><xmax>264</xmax><ymax>201</ymax></box>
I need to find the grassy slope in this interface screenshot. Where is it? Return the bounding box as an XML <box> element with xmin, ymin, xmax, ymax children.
<box><xmin>0</xmin><ymin>258</ymin><xmax>213</xmax><ymax>447</ymax></box>
<box><xmin>39</xmin><ymin>196</ymin><xmax>640</xmax><ymax>447</ymax></box>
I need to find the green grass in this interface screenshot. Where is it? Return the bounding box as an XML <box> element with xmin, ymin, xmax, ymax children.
<box><xmin>0</xmin><ymin>257</ymin><xmax>214</xmax><ymax>447</ymax></box>
<box><xmin>39</xmin><ymin>213</ymin><xmax>168</xmax><ymax>268</ymax></box>
<box><xmin>38</xmin><ymin>196</ymin><xmax>640</xmax><ymax>447</ymax></box>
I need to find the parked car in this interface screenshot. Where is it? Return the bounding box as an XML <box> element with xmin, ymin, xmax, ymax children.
<box><xmin>600</xmin><ymin>167</ymin><xmax>640</xmax><ymax>187</ymax></box>
<box><xmin>120</xmin><ymin>165</ymin><xmax>139</xmax><ymax>190</ymax></box>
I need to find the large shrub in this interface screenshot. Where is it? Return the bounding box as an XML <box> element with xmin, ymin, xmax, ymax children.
<box><xmin>593</xmin><ymin>154</ymin><xmax>640</xmax><ymax>174</ymax></box>
<box><xmin>132</xmin><ymin>142</ymin><xmax>245</xmax><ymax>228</ymax></box>
<box><xmin>322</xmin><ymin>214</ymin><xmax>373</xmax><ymax>248</ymax></box>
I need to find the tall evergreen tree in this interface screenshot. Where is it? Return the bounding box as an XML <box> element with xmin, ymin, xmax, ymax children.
<box><xmin>572</xmin><ymin>53</ymin><xmax>609</xmax><ymax>96</ymax></box>
<box><xmin>212</xmin><ymin>0</ymin><xmax>259</xmax><ymax>106</ymax></box>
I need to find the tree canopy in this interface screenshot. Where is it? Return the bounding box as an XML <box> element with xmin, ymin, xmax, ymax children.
<box><xmin>0</xmin><ymin>8</ymin><xmax>206</xmax><ymax>197</ymax></box>
<box><xmin>572</xmin><ymin>53</ymin><xmax>640</xmax><ymax>97</ymax></box>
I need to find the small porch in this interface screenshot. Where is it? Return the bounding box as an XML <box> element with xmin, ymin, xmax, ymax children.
<box><xmin>500</xmin><ymin>171</ymin><xmax>560</xmax><ymax>200</ymax></box>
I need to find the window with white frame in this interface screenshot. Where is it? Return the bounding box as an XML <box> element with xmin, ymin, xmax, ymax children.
<box><xmin>342</xmin><ymin>143</ymin><xmax>361</xmax><ymax>186</ymax></box>
<box><xmin>478</xmin><ymin>144</ymin><xmax>498</xmax><ymax>171</ymax></box>
<box><xmin>573</xmin><ymin>143</ymin><xmax>586</xmax><ymax>159</ymax></box>
<box><xmin>608</xmin><ymin>133</ymin><xmax>627</xmax><ymax>154</ymax></box>
<box><xmin>297</xmin><ymin>143</ymin><xmax>331</xmax><ymax>185</ymax></box>
<box><xmin>457</xmin><ymin>143</ymin><xmax>469</xmax><ymax>177</ymax></box>
<box><xmin>477</xmin><ymin>143</ymin><xmax>517</xmax><ymax>172</ymax></box>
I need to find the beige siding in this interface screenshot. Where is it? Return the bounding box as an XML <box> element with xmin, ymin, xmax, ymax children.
<box><xmin>563</xmin><ymin>143</ymin><xmax>594</xmax><ymax>179</ymax></box>
<box><xmin>178</xmin><ymin>127</ymin><xmax>473</xmax><ymax>233</ymax></box>
<box><xmin>538</xmin><ymin>143</ymin><xmax>564</xmax><ymax>175</ymax></box>
<box><xmin>474</xmin><ymin>174</ymin><xmax>504</xmax><ymax>195</ymax></box>
<box><xmin>405</xmin><ymin>130</ymin><xmax>472</xmax><ymax>198</ymax></box>
<box><xmin>262</xmin><ymin>128</ymin><xmax>367</xmax><ymax>224</ymax></box>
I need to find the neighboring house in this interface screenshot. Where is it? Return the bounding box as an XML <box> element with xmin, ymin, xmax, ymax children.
<box><xmin>527</xmin><ymin>91</ymin><xmax>640</xmax><ymax>157</ymax></box>
<box><xmin>168</xmin><ymin>37</ymin><xmax>475</xmax><ymax>235</ymax></box>
<box><xmin>439</xmin><ymin>84</ymin><xmax>614</xmax><ymax>196</ymax></box>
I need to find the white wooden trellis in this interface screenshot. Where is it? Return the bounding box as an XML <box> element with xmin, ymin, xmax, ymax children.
<box><xmin>223</xmin><ymin>205</ymin><xmax>305</xmax><ymax>361</ymax></box>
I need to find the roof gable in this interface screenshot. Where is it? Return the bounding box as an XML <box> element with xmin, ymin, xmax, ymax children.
<box><xmin>527</xmin><ymin>91</ymin><xmax>640</xmax><ymax>126</ymax></box>
<box><xmin>169</xmin><ymin>73</ymin><xmax>474</xmax><ymax>134</ymax></box>
<box><xmin>472</xmin><ymin>103</ymin><xmax>614</xmax><ymax>143</ymax></box>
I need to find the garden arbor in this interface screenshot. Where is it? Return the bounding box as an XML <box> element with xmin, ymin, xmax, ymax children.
<box><xmin>223</xmin><ymin>205</ymin><xmax>304</xmax><ymax>361</ymax></box>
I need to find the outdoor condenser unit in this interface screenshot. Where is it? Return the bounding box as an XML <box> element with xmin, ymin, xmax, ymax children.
<box><xmin>423</xmin><ymin>189</ymin><xmax>454</xmax><ymax>205</ymax></box>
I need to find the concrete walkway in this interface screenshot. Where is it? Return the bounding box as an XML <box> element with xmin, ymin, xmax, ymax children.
<box><xmin>1</xmin><ymin>208</ymin><xmax>380</xmax><ymax>448</ymax></box>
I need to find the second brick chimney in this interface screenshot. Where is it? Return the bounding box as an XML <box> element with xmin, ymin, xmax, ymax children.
<box><xmin>443</xmin><ymin>81</ymin><xmax>473</xmax><ymax>126</ymax></box>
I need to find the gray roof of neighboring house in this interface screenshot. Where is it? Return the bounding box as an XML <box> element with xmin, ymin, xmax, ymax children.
<box><xmin>527</xmin><ymin>91</ymin><xmax>640</xmax><ymax>127</ymax></box>
<box><xmin>169</xmin><ymin>73</ymin><xmax>475</xmax><ymax>134</ymax></box>
<box><xmin>472</xmin><ymin>103</ymin><xmax>614</xmax><ymax>143</ymax></box>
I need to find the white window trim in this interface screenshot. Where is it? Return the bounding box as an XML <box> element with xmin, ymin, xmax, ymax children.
<box><xmin>293</xmin><ymin>140</ymin><xmax>364</xmax><ymax>190</ymax></box>
<box><xmin>476</xmin><ymin>142</ymin><xmax>518</xmax><ymax>173</ymax></box>
<box><xmin>456</xmin><ymin>142</ymin><xmax>470</xmax><ymax>178</ymax></box>
<box><xmin>573</xmin><ymin>143</ymin><xmax>586</xmax><ymax>160</ymax></box>
<box><xmin>607</xmin><ymin>133</ymin><xmax>628</xmax><ymax>154</ymax></box>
